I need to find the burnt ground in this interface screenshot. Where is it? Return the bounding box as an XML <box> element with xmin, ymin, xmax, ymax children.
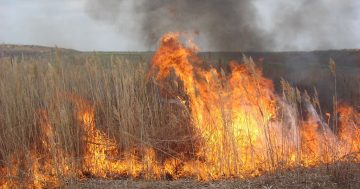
<box><xmin>64</xmin><ymin>163</ymin><xmax>360</xmax><ymax>189</ymax></box>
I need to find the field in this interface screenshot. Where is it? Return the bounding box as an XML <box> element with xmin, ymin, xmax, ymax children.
<box><xmin>0</xmin><ymin>35</ymin><xmax>359</xmax><ymax>189</ymax></box>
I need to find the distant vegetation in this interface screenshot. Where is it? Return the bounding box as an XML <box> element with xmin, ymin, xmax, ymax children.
<box><xmin>1</xmin><ymin>44</ymin><xmax>359</xmax><ymax>112</ymax></box>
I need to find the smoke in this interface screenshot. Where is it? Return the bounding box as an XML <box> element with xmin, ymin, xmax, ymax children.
<box><xmin>256</xmin><ymin>0</ymin><xmax>360</xmax><ymax>51</ymax></box>
<box><xmin>85</xmin><ymin>0</ymin><xmax>360</xmax><ymax>51</ymax></box>
<box><xmin>85</xmin><ymin>0</ymin><xmax>271</xmax><ymax>51</ymax></box>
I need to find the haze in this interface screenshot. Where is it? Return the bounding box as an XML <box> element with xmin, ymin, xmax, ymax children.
<box><xmin>1</xmin><ymin>0</ymin><xmax>360</xmax><ymax>51</ymax></box>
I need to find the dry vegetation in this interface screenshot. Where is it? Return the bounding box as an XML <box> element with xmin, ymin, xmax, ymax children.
<box><xmin>0</xmin><ymin>52</ymin><xmax>196</xmax><ymax>187</ymax></box>
<box><xmin>0</xmin><ymin>38</ymin><xmax>359</xmax><ymax>188</ymax></box>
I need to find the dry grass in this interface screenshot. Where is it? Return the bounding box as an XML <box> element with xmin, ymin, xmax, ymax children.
<box><xmin>0</xmin><ymin>54</ymin><xmax>195</xmax><ymax>186</ymax></box>
<box><xmin>0</xmin><ymin>52</ymin><xmax>359</xmax><ymax>188</ymax></box>
<box><xmin>0</xmin><ymin>53</ymin><xmax>191</xmax><ymax>155</ymax></box>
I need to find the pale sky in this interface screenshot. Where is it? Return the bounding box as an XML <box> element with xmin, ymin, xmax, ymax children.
<box><xmin>1</xmin><ymin>0</ymin><xmax>360</xmax><ymax>51</ymax></box>
<box><xmin>0</xmin><ymin>0</ymin><xmax>144</xmax><ymax>51</ymax></box>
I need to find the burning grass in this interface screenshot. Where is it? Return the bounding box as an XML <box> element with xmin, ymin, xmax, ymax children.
<box><xmin>0</xmin><ymin>33</ymin><xmax>359</xmax><ymax>188</ymax></box>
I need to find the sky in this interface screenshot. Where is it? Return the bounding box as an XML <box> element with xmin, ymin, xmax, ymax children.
<box><xmin>1</xmin><ymin>0</ymin><xmax>360</xmax><ymax>51</ymax></box>
<box><xmin>0</xmin><ymin>0</ymin><xmax>143</xmax><ymax>51</ymax></box>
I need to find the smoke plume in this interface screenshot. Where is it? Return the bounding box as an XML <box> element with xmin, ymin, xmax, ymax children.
<box><xmin>85</xmin><ymin>0</ymin><xmax>360</xmax><ymax>51</ymax></box>
<box><xmin>259</xmin><ymin>0</ymin><xmax>360</xmax><ymax>51</ymax></box>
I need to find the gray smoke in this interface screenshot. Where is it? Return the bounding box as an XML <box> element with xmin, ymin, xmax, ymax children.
<box><xmin>260</xmin><ymin>0</ymin><xmax>360</xmax><ymax>51</ymax></box>
<box><xmin>85</xmin><ymin>0</ymin><xmax>360</xmax><ymax>51</ymax></box>
<box><xmin>85</xmin><ymin>0</ymin><xmax>271</xmax><ymax>51</ymax></box>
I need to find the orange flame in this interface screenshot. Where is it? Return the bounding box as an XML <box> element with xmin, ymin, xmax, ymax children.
<box><xmin>1</xmin><ymin>32</ymin><xmax>359</xmax><ymax>188</ymax></box>
<box><xmin>338</xmin><ymin>103</ymin><xmax>360</xmax><ymax>160</ymax></box>
<box><xmin>148</xmin><ymin>32</ymin><xmax>360</xmax><ymax>178</ymax></box>
<box><xmin>0</xmin><ymin>110</ymin><xmax>71</xmax><ymax>188</ymax></box>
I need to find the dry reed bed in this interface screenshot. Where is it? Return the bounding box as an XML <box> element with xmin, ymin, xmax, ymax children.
<box><xmin>0</xmin><ymin>53</ymin><xmax>359</xmax><ymax>188</ymax></box>
<box><xmin>0</xmin><ymin>55</ymin><xmax>195</xmax><ymax>187</ymax></box>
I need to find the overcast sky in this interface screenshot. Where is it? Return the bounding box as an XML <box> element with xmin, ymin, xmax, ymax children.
<box><xmin>0</xmin><ymin>0</ymin><xmax>144</xmax><ymax>51</ymax></box>
<box><xmin>1</xmin><ymin>0</ymin><xmax>360</xmax><ymax>51</ymax></box>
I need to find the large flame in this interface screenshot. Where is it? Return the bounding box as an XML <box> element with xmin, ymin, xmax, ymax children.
<box><xmin>148</xmin><ymin>32</ymin><xmax>359</xmax><ymax>178</ymax></box>
<box><xmin>0</xmin><ymin>32</ymin><xmax>359</xmax><ymax>188</ymax></box>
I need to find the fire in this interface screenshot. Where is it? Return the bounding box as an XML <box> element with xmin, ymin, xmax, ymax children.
<box><xmin>148</xmin><ymin>32</ymin><xmax>360</xmax><ymax>177</ymax></box>
<box><xmin>65</xmin><ymin>94</ymin><xmax>164</xmax><ymax>179</ymax></box>
<box><xmin>151</xmin><ymin>33</ymin><xmax>279</xmax><ymax>177</ymax></box>
<box><xmin>338</xmin><ymin>103</ymin><xmax>360</xmax><ymax>160</ymax></box>
<box><xmin>0</xmin><ymin>32</ymin><xmax>359</xmax><ymax>188</ymax></box>
<box><xmin>0</xmin><ymin>110</ymin><xmax>70</xmax><ymax>188</ymax></box>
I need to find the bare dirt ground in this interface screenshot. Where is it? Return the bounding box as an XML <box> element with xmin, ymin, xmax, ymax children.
<box><xmin>64</xmin><ymin>163</ymin><xmax>360</xmax><ymax>189</ymax></box>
